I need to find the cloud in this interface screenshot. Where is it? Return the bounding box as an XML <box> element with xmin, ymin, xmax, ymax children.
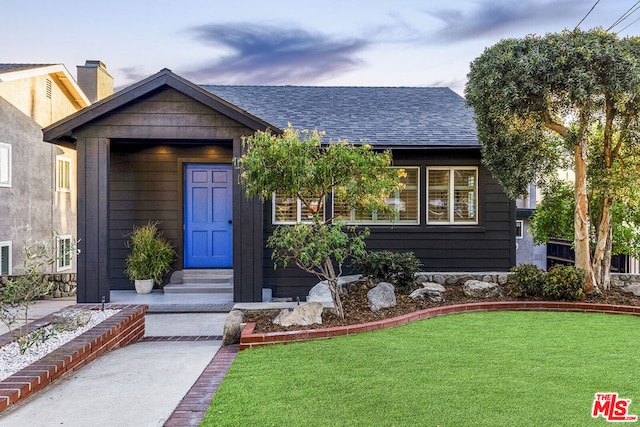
<box><xmin>183</xmin><ymin>23</ymin><xmax>369</xmax><ymax>84</ymax></box>
<box><xmin>428</xmin><ymin>0</ymin><xmax>582</xmax><ymax>42</ymax></box>
<box><xmin>114</xmin><ymin>66</ymin><xmax>153</xmax><ymax>91</ymax></box>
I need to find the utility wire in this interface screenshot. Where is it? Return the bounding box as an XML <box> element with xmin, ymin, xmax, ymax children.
<box><xmin>575</xmin><ymin>0</ymin><xmax>601</xmax><ymax>29</ymax></box>
<box><xmin>618</xmin><ymin>14</ymin><xmax>640</xmax><ymax>33</ymax></box>
<box><xmin>607</xmin><ymin>1</ymin><xmax>640</xmax><ymax>32</ymax></box>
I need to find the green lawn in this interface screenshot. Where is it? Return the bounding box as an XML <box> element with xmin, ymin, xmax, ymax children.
<box><xmin>202</xmin><ymin>311</ymin><xmax>640</xmax><ymax>426</ymax></box>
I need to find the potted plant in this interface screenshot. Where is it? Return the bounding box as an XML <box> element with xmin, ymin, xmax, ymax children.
<box><xmin>125</xmin><ymin>221</ymin><xmax>176</xmax><ymax>294</ymax></box>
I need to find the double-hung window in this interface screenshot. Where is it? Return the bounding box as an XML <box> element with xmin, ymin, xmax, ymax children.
<box><xmin>427</xmin><ymin>167</ymin><xmax>478</xmax><ymax>224</ymax></box>
<box><xmin>333</xmin><ymin>167</ymin><xmax>419</xmax><ymax>225</ymax></box>
<box><xmin>273</xmin><ymin>192</ymin><xmax>324</xmax><ymax>224</ymax></box>
<box><xmin>0</xmin><ymin>241</ymin><xmax>11</xmax><ymax>275</ymax></box>
<box><xmin>0</xmin><ymin>143</ymin><xmax>10</xmax><ymax>188</ymax></box>
<box><xmin>57</xmin><ymin>235</ymin><xmax>73</xmax><ymax>271</ymax></box>
<box><xmin>56</xmin><ymin>156</ymin><xmax>71</xmax><ymax>192</ymax></box>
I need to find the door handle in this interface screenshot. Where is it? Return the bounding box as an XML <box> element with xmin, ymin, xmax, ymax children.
<box><xmin>228</xmin><ymin>220</ymin><xmax>232</xmax><ymax>224</ymax></box>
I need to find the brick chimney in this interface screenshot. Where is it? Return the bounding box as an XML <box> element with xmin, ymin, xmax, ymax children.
<box><xmin>76</xmin><ymin>60</ymin><xmax>113</xmax><ymax>103</ymax></box>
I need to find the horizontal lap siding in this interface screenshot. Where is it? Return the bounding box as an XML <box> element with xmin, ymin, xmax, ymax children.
<box><xmin>85</xmin><ymin>88</ymin><xmax>244</xmax><ymax>290</ymax></box>
<box><xmin>263</xmin><ymin>150</ymin><xmax>515</xmax><ymax>298</ymax></box>
<box><xmin>109</xmin><ymin>143</ymin><xmax>233</xmax><ymax>289</ymax></box>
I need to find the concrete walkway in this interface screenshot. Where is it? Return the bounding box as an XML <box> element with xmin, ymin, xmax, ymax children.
<box><xmin>0</xmin><ymin>295</ymin><xmax>232</xmax><ymax>427</ymax></box>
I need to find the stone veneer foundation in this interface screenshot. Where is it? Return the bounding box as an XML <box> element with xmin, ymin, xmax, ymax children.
<box><xmin>0</xmin><ymin>304</ymin><xmax>147</xmax><ymax>413</ymax></box>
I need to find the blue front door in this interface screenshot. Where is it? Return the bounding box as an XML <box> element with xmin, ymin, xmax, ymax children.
<box><xmin>184</xmin><ymin>164</ymin><xmax>233</xmax><ymax>268</ymax></box>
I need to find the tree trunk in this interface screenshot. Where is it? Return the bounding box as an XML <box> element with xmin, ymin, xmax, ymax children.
<box><xmin>574</xmin><ymin>141</ymin><xmax>597</xmax><ymax>292</ymax></box>
<box><xmin>592</xmin><ymin>195</ymin><xmax>613</xmax><ymax>290</ymax></box>
<box><xmin>325</xmin><ymin>259</ymin><xmax>344</xmax><ymax>320</ymax></box>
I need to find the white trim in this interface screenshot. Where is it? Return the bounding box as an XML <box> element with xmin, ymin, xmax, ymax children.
<box><xmin>56</xmin><ymin>235</ymin><xmax>72</xmax><ymax>271</ymax></box>
<box><xmin>56</xmin><ymin>156</ymin><xmax>72</xmax><ymax>192</ymax></box>
<box><xmin>0</xmin><ymin>143</ymin><xmax>11</xmax><ymax>188</ymax></box>
<box><xmin>426</xmin><ymin>166</ymin><xmax>479</xmax><ymax>225</ymax></box>
<box><xmin>272</xmin><ymin>193</ymin><xmax>325</xmax><ymax>225</ymax></box>
<box><xmin>0</xmin><ymin>241</ymin><xmax>11</xmax><ymax>276</ymax></box>
<box><xmin>0</xmin><ymin>64</ymin><xmax>90</xmax><ymax>107</ymax></box>
<box><xmin>333</xmin><ymin>166</ymin><xmax>420</xmax><ymax>225</ymax></box>
<box><xmin>516</xmin><ymin>220</ymin><xmax>524</xmax><ymax>239</ymax></box>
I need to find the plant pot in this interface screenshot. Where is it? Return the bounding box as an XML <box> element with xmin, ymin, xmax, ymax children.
<box><xmin>134</xmin><ymin>279</ymin><xmax>154</xmax><ymax>294</ymax></box>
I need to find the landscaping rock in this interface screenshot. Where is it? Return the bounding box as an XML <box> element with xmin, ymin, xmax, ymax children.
<box><xmin>446</xmin><ymin>274</ymin><xmax>474</xmax><ymax>285</ymax></box>
<box><xmin>273</xmin><ymin>302</ymin><xmax>324</xmax><ymax>327</ymax></box>
<box><xmin>367</xmin><ymin>282</ymin><xmax>396</xmax><ymax>312</ymax></box>
<box><xmin>410</xmin><ymin>283</ymin><xmax>446</xmax><ymax>302</ymax></box>
<box><xmin>622</xmin><ymin>284</ymin><xmax>640</xmax><ymax>297</ymax></box>
<box><xmin>51</xmin><ymin>309</ymin><xmax>93</xmax><ymax>331</ymax></box>
<box><xmin>432</xmin><ymin>274</ymin><xmax>446</xmax><ymax>285</ymax></box>
<box><xmin>307</xmin><ymin>275</ymin><xmax>361</xmax><ymax>305</ymax></box>
<box><xmin>222</xmin><ymin>309</ymin><xmax>245</xmax><ymax>345</ymax></box>
<box><xmin>498</xmin><ymin>274</ymin><xmax>509</xmax><ymax>285</ymax></box>
<box><xmin>463</xmin><ymin>280</ymin><xmax>502</xmax><ymax>298</ymax></box>
<box><xmin>307</xmin><ymin>282</ymin><xmax>333</xmax><ymax>304</ymax></box>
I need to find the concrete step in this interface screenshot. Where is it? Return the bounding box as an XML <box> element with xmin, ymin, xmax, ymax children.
<box><xmin>163</xmin><ymin>283</ymin><xmax>233</xmax><ymax>294</ymax></box>
<box><xmin>165</xmin><ymin>269</ymin><xmax>233</xmax><ymax>295</ymax></box>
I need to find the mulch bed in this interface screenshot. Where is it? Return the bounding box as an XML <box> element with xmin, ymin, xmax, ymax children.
<box><xmin>244</xmin><ymin>284</ymin><xmax>640</xmax><ymax>334</ymax></box>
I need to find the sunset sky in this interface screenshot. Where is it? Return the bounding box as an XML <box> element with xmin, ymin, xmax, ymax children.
<box><xmin>3</xmin><ymin>0</ymin><xmax>639</xmax><ymax>94</ymax></box>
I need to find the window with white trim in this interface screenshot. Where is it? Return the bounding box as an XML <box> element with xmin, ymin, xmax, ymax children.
<box><xmin>516</xmin><ymin>220</ymin><xmax>524</xmax><ymax>239</ymax></box>
<box><xmin>56</xmin><ymin>156</ymin><xmax>71</xmax><ymax>192</ymax></box>
<box><xmin>1</xmin><ymin>241</ymin><xmax>11</xmax><ymax>276</ymax></box>
<box><xmin>0</xmin><ymin>143</ymin><xmax>11</xmax><ymax>188</ymax></box>
<box><xmin>427</xmin><ymin>167</ymin><xmax>478</xmax><ymax>224</ymax></box>
<box><xmin>333</xmin><ymin>167</ymin><xmax>420</xmax><ymax>225</ymax></box>
<box><xmin>57</xmin><ymin>235</ymin><xmax>72</xmax><ymax>271</ymax></box>
<box><xmin>273</xmin><ymin>193</ymin><xmax>325</xmax><ymax>224</ymax></box>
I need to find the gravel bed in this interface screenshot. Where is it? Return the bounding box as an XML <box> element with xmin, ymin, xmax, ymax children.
<box><xmin>0</xmin><ymin>309</ymin><xmax>119</xmax><ymax>381</ymax></box>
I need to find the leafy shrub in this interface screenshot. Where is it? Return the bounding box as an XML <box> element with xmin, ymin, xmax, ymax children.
<box><xmin>507</xmin><ymin>263</ymin><xmax>545</xmax><ymax>297</ymax></box>
<box><xmin>542</xmin><ymin>265</ymin><xmax>586</xmax><ymax>301</ymax></box>
<box><xmin>352</xmin><ymin>250</ymin><xmax>422</xmax><ymax>293</ymax></box>
<box><xmin>125</xmin><ymin>221</ymin><xmax>176</xmax><ymax>285</ymax></box>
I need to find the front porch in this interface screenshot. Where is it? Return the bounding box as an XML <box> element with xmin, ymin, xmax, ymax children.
<box><xmin>110</xmin><ymin>269</ymin><xmax>272</xmax><ymax>312</ymax></box>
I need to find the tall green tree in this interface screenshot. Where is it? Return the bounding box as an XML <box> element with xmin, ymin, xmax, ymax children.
<box><xmin>466</xmin><ymin>28</ymin><xmax>640</xmax><ymax>291</ymax></box>
<box><xmin>236</xmin><ymin>126</ymin><xmax>403</xmax><ymax>319</ymax></box>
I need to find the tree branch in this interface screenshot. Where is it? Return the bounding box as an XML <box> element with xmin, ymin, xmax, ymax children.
<box><xmin>542</xmin><ymin>109</ymin><xmax>570</xmax><ymax>137</ymax></box>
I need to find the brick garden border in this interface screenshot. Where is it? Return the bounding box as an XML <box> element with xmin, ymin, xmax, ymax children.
<box><xmin>240</xmin><ymin>301</ymin><xmax>640</xmax><ymax>350</ymax></box>
<box><xmin>0</xmin><ymin>304</ymin><xmax>148</xmax><ymax>413</ymax></box>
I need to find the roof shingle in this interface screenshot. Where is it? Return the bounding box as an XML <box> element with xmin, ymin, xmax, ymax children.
<box><xmin>201</xmin><ymin>85</ymin><xmax>479</xmax><ymax>148</ymax></box>
<box><xmin>0</xmin><ymin>64</ymin><xmax>54</xmax><ymax>74</ymax></box>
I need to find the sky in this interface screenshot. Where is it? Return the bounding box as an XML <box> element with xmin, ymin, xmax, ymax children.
<box><xmin>3</xmin><ymin>0</ymin><xmax>640</xmax><ymax>95</ymax></box>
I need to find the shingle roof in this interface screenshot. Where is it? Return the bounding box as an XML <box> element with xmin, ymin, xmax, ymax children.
<box><xmin>201</xmin><ymin>85</ymin><xmax>479</xmax><ymax>148</ymax></box>
<box><xmin>0</xmin><ymin>64</ymin><xmax>54</xmax><ymax>73</ymax></box>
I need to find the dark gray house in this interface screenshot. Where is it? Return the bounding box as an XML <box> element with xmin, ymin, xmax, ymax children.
<box><xmin>43</xmin><ymin>69</ymin><xmax>515</xmax><ymax>303</ymax></box>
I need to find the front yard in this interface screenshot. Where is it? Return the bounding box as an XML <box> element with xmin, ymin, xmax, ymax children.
<box><xmin>203</xmin><ymin>311</ymin><xmax>640</xmax><ymax>426</ymax></box>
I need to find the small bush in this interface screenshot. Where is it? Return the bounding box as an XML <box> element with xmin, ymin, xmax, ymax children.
<box><xmin>542</xmin><ymin>265</ymin><xmax>585</xmax><ymax>301</ymax></box>
<box><xmin>352</xmin><ymin>250</ymin><xmax>422</xmax><ymax>293</ymax></box>
<box><xmin>507</xmin><ymin>264</ymin><xmax>545</xmax><ymax>297</ymax></box>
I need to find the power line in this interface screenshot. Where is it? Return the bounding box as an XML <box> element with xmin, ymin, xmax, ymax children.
<box><xmin>607</xmin><ymin>1</ymin><xmax>640</xmax><ymax>32</ymax></box>
<box><xmin>576</xmin><ymin>0</ymin><xmax>601</xmax><ymax>29</ymax></box>
<box><xmin>618</xmin><ymin>14</ymin><xmax>640</xmax><ymax>33</ymax></box>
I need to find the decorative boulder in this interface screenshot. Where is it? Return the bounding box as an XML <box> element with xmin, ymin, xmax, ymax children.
<box><xmin>222</xmin><ymin>310</ymin><xmax>245</xmax><ymax>345</ymax></box>
<box><xmin>306</xmin><ymin>275</ymin><xmax>361</xmax><ymax>305</ymax></box>
<box><xmin>622</xmin><ymin>284</ymin><xmax>640</xmax><ymax>297</ymax></box>
<box><xmin>463</xmin><ymin>280</ymin><xmax>502</xmax><ymax>298</ymax></box>
<box><xmin>273</xmin><ymin>302</ymin><xmax>324</xmax><ymax>327</ymax></box>
<box><xmin>410</xmin><ymin>283</ymin><xmax>446</xmax><ymax>302</ymax></box>
<box><xmin>52</xmin><ymin>309</ymin><xmax>93</xmax><ymax>331</ymax></box>
<box><xmin>367</xmin><ymin>282</ymin><xmax>397</xmax><ymax>312</ymax></box>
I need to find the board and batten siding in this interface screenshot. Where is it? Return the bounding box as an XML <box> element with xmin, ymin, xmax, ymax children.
<box><xmin>262</xmin><ymin>149</ymin><xmax>515</xmax><ymax>299</ymax></box>
<box><xmin>72</xmin><ymin>87</ymin><xmax>263</xmax><ymax>301</ymax></box>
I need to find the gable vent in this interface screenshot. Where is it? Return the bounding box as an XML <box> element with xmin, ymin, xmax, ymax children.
<box><xmin>45</xmin><ymin>79</ymin><xmax>52</xmax><ymax>99</ymax></box>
